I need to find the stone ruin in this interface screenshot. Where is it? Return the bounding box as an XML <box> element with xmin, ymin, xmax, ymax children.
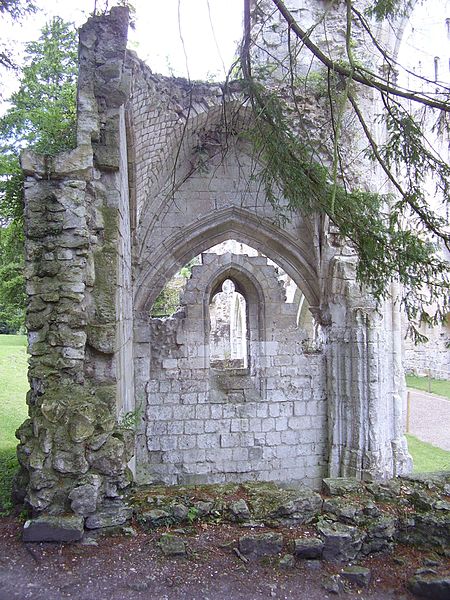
<box><xmin>16</xmin><ymin>2</ymin><xmax>415</xmax><ymax>533</ymax></box>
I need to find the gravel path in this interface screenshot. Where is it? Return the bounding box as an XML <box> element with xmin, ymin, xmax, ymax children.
<box><xmin>407</xmin><ymin>389</ymin><xmax>450</xmax><ymax>451</ymax></box>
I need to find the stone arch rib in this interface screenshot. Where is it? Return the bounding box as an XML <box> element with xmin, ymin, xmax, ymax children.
<box><xmin>134</xmin><ymin>206</ymin><xmax>320</xmax><ymax>313</ymax></box>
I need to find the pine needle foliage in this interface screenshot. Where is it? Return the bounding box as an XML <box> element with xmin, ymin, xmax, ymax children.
<box><xmin>241</xmin><ymin>80</ymin><xmax>449</xmax><ymax>338</ymax></box>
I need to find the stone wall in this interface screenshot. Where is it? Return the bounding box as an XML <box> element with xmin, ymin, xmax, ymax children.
<box><xmin>139</xmin><ymin>253</ymin><xmax>327</xmax><ymax>489</ymax></box>
<box><xmin>403</xmin><ymin>322</ymin><xmax>450</xmax><ymax>380</ymax></box>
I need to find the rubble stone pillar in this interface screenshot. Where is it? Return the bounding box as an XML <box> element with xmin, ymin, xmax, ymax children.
<box><xmin>16</xmin><ymin>7</ymin><xmax>134</xmax><ymax>537</ymax></box>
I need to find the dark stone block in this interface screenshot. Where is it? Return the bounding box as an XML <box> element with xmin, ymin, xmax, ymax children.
<box><xmin>23</xmin><ymin>515</ymin><xmax>84</xmax><ymax>542</ymax></box>
<box><xmin>341</xmin><ymin>565</ymin><xmax>371</xmax><ymax>588</ymax></box>
<box><xmin>239</xmin><ymin>532</ymin><xmax>283</xmax><ymax>557</ymax></box>
<box><xmin>293</xmin><ymin>537</ymin><xmax>324</xmax><ymax>559</ymax></box>
<box><xmin>408</xmin><ymin>575</ymin><xmax>450</xmax><ymax>600</ymax></box>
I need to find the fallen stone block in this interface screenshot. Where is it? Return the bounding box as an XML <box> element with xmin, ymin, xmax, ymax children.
<box><xmin>407</xmin><ymin>574</ymin><xmax>450</xmax><ymax>600</ymax></box>
<box><xmin>159</xmin><ymin>533</ymin><xmax>187</xmax><ymax>556</ymax></box>
<box><xmin>23</xmin><ymin>515</ymin><xmax>84</xmax><ymax>543</ymax></box>
<box><xmin>317</xmin><ymin>521</ymin><xmax>363</xmax><ymax>562</ymax></box>
<box><xmin>341</xmin><ymin>565</ymin><xmax>371</xmax><ymax>588</ymax></box>
<box><xmin>238</xmin><ymin>532</ymin><xmax>283</xmax><ymax>557</ymax></box>
<box><xmin>293</xmin><ymin>537</ymin><xmax>324</xmax><ymax>559</ymax></box>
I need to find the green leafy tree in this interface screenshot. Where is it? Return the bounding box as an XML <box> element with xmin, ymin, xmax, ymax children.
<box><xmin>0</xmin><ymin>17</ymin><xmax>78</xmax><ymax>332</ymax></box>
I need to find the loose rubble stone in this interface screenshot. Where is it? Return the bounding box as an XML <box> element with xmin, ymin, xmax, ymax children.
<box><xmin>85</xmin><ymin>501</ymin><xmax>132</xmax><ymax>529</ymax></box>
<box><xmin>230</xmin><ymin>499</ymin><xmax>251</xmax><ymax>521</ymax></box>
<box><xmin>275</xmin><ymin>488</ymin><xmax>323</xmax><ymax>523</ymax></box>
<box><xmin>396</xmin><ymin>513</ymin><xmax>450</xmax><ymax>551</ymax></box>
<box><xmin>322</xmin><ymin>574</ymin><xmax>343</xmax><ymax>595</ymax></box>
<box><xmin>172</xmin><ymin>503</ymin><xmax>189</xmax><ymax>521</ymax></box>
<box><xmin>410</xmin><ymin>490</ymin><xmax>435</xmax><ymax>512</ymax></box>
<box><xmin>323</xmin><ymin>498</ymin><xmax>362</xmax><ymax>525</ymax></box>
<box><xmin>293</xmin><ymin>537</ymin><xmax>324</xmax><ymax>559</ymax></box>
<box><xmin>317</xmin><ymin>521</ymin><xmax>364</xmax><ymax>562</ymax></box>
<box><xmin>238</xmin><ymin>532</ymin><xmax>284</xmax><ymax>557</ymax></box>
<box><xmin>304</xmin><ymin>559</ymin><xmax>322</xmax><ymax>570</ymax></box>
<box><xmin>194</xmin><ymin>501</ymin><xmax>213</xmax><ymax>517</ymax></box>
<box><xmin>322</xmin><ymin>478</ymin><xmax>364</xmax><ymax>497</ymax></box>
<box><xmin>340</xmin><ymin>565</ymin><xmax>371</xmax><ymax>588</ymax></box>
<box><xmin>140</xmin><ymin>509</ymin><xmax>171</xmax><ymax>527</ymax></box>
<box><xmin>23</xmin><ymin>515</ymin><xmax>84</xmax><ymax>543</ymax></box>
<box><xmin>407</xmin><ymin>575</ymin><xmax>450</xmax><ymax>600</ymax></box>
<box><xmin>159</xmin><ymin>534</ymin><xmax>187</xmax><ymax>556</ymax></box>
<box><xmin>362</xmin><ymin>515</ymin><xmax>397</xmax><ymax>555</ymax></box>
<box><xmin>279</xmin><ymin>554</ymin><xmax>295</xmax><ymax>569</ymax></box>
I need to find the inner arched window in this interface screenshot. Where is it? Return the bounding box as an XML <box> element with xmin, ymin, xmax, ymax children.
<box><xmin>209</xmin><ymin>279</ymin><xmax>248</xmax><ymax>369</ymax></box>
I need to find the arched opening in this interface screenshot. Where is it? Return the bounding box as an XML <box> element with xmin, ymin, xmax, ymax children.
<box><xmin>209</xmin><ymin>279</ymin><xmax>248</xmax><ymax>369</ymax></box>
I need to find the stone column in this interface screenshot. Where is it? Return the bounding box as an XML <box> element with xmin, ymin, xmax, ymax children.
<box><xmin>325</xmin><ymin>256</ymin><xmax>411</xmax><ymax>480</ymax></box>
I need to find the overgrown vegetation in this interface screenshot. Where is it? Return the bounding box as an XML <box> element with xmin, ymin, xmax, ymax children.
<box><xmin>0</xmin><ymin>334</ymin><xmax>28</xmax><ymax>514</ymax></box>
<box><xmin>239</xmin><ymin>0</ymin><xmax>450</xmax><ymax>341</ymax></box>
<box><xmin>0</xmin><ymin>17</ymin><xmax>78</xmax><ymax>332</ymax></box>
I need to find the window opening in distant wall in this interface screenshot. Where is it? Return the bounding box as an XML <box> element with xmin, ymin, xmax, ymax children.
<box><xmin>209</xmin><ymin>279</ymin><xmax>248</xmax><ymax>369</ymax></box>
<box><xmin>434</xmin><ymin>56</ymin><xmax>440</xmax><ymax>81</ymax></box>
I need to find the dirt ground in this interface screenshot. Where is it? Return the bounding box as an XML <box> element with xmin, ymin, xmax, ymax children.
<box><xmin>1</xmin><ymin>516</ymin><xmax>448</xmax><ymax>600</ymax></box>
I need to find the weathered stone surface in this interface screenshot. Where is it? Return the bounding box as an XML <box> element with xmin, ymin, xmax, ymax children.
<box><xmin>362</xmin><ymin>515</ymin><xmax>397</xmax><ymax>555</ymax></box>
<box><xmin>69</xmin><ymin>484</ymin><xmax>98</xmax><ymax>516</ymax></box>
<box><xmin>238</xmin><ymin>532</ymin><xmax>284</xmax><ymax>557</ymax></box>
<box><xmin>69</xmin><ymin>414</ymin><xmax>95</xmax><ymax>443</ymax></box>
<box><xmin>323</xmin><ymin>498</ymin><xmax>363</xmax><ymax>525</ymax></box>
<box><xmin>293</xmin><ymin>537</ymin><xmax>324</xmax><ymax>559</ymax></box>
<box><xmin>322</xmin><ymin>574</ymin><xmax>343</xmax><ymax>595</ymax></box>
<box><xmin>141</xmin><ymin>509</ymin><xmax>171</xmax><ymax>527</ymax></box>
<box><xmin>23</xmin><ymin>515</ymin><xmax>84</xmax><ymax>543</ymax></box>
<box><xmin>159</xmin><ymin>533</ymin><xmax>187</xmax><ymax>556</ymax></box>
<box><xmin>275</xmin><ymin>488</ymin><xmax>323</xmax><ymax>523</ymax></box>
<box><xmin>396</xmin><ymin>513</ymin><xmax>450</xmax><ymax>551</ymax></box>
<box><xmin>229</xmin><ymin>499</ymin><xmax>251</xmax><ymax>521</ymax></box>
<box><xmin>17</xmin><ymin>0</ymin><xmax>425</xmax><ymax>524</ymax></box>
<box><xmin>85</xmin><ymin>500</ymin><xmax>132</xmax><ymax>529</ymax></box>
<box><xmin>194</xmin><ymin>501</ymin><xmax>213</xmax><ymax>516</ymax></box>
<box><xmin>53</xmin><ymin>449</ymin><xmax>89</xmax><ymax>475</ymax></box>
<box><xmin>322</xmin><ymin>478</ymin><xmax>364</xmax><ymax>497</ymax></box>
<box><xmin>341</xmin><ymin>566</ymin><xmax>371</xmax><ymax>588</ymax></box>
<box><xmin>407</xmin><ymin>575</ymin><xmax>450</xmax><ymax>600</ymax></box>
<box><xmin>317</xmin><ymin>521</ymin><xmax>364</xmax><ymax>562</ymax></box>
<box><xmin>279</xmin><ymin>554</ymin><xmax>295</xmax><ymax>569</ymax></box>
<box><xmin>172</xmin><ymin>503</ymin><xmax>189</xmax><ymax>521</ymax></box>
<box><xmin>87</xmin><ymin>436</ymin><xmax>126</xmax><ymax>476</ymax></box>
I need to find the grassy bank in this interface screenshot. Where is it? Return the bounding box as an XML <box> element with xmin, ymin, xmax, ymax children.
<box><xmin>0</xmin><ymin>335</ymin><xmax>28</xmax><ymax>513</ymax></box>
<box><xmin>406</xmin><ymin>374</ymin><xmax>450</xmax><ymax>399</ymax></box>
<box><xmin>405</xmin><ymin>434</ymin><xmax>450</xmax><ymax>473</ymax></box>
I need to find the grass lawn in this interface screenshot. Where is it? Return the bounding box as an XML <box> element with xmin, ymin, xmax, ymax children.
<box><xmin>406</xmin><ymin>434</ymin><xmax>450</xmax><ymax>473</ymax></box>
<box><xmin>0</xmin><ymin>334</ymin><xmax>28</xmax><ymax>514</ymax></box>
<box><xmin>406</xmin><ymin>374</ymin><xmax>450</xmax><ymax>399</ymax></box>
